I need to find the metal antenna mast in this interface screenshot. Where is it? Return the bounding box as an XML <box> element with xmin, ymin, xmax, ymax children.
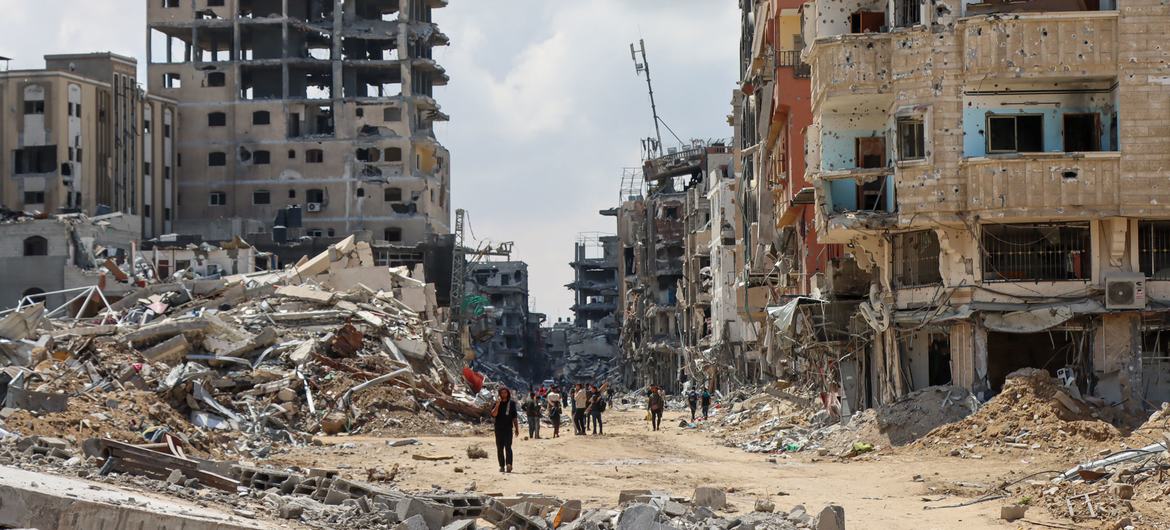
<box><xmin>630</xmin><ymin>39</ymin><xmax>663</xmax><ymax>158</ymax></box>
<box><xmin>447</xmin><ymin>209</ymin><xmax>467</xmax><ymax>352</ymax></box>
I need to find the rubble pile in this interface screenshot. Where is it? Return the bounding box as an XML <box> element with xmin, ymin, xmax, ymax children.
<box><xmin>918</xmin><ymin>368</ymin><xmax>1131</xmax><ymax>456</ymax></box>
<box><xmin>811</xmin><ymin>385</ymin><xmax>979</xmax><ymax>456</ymax></box>
<box><xmin>0</xmin><ymin>235</ymin><xmax>491</xmax><ymax>459</ymax></box>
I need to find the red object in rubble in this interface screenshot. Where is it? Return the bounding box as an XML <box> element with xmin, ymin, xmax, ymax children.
<box><xmin>463</xmin><ymin>368</ymin><xmax>484</xmax><ymax>393</ymax></box>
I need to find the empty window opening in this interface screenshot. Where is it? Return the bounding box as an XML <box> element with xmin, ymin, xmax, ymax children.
<box><xmin>288</xmin><ymin>149</ymin><xmax>296</xmax><ymax>159</ymax></box>
<box><xmin>988</xmin><ymin>115</ymin><xmax>1044</xmax><ymax>153</ymax></box>
<box><xmin>1139</xmin><ymin>221</ymin><xmax>1170</xmax><ymax>280</ymax></box>
<box><xmin>986</xmin><ymin>330</ymin><xmax>1087</xmax><ymax>393</ymax></box>
<box><xmin>253</xmin><ymin>189</ymin><xmax>271</xmax><ymax>204</ymax></box>
<box><xmin>23</xmin><ymin>100</ymin><xmax>45</xmax><ymax>115</ymax></box>
<box><xmin>209</xmin><ymin>191</ymin><xmax>227</xmax><ymax>205</ymax></box>
<box><xmin>253</xmin><ymin>150</ymin><xmax>271</xmax><ymax>164</ymax></box>
<box><xmin>893</xmin><ymin>230</ymin><xmax>942</xmax><ymax>287</ymax></box>
<box><xmin>897</xmin><ymin>117</ymin><xmax>925</xmax><ymax>161</ymax></box>
<box><xmin>306</xmin><ymin>149</ymin><xmax>324</xmax><ymax>163</ymax></box>
<box><xmin>1064</xmin><ymin>113</ymin><xmax>1102</xmax><ymax>152</ymax></box>
<box><xmin>163</xmin><ymin>0</ymin><xmax>179</xmax><ymax>8</ymax></box>
<box><xmin>895</xmin><ymin>0</ymin><xmax>921</xmax><ymax>27</ymax></box>
<box><xmin>208</xmin><ymin>0</ymin><xmax>224</xmax><ymax>5</ymax></box>
<box><xmin>850</xmin><ymin>10</ymin><xmax>885</xmax><ymax>33</ymax></box>
<box><xmin>982</xmin><ymin>222</ymin><xmax>1090</xmax><ymax>282</ymax></box>
<box><xmin>307</xmin><ymin>228</ymin><xmax>324</xmax><ymax>237</ymax></box>
<box><xmin>384</xmin><ymin>107</ymin><xmax>401</xmax><ymax>122</ymax></box>
<box><xmin>855</xmin><ymin>137</ymin><xmax>886</xmax><ymax>168</ymax></box>
<box><xmin>384</xmin><ymin>227</ymin><xmax>402</xmax><ymax>242</ymax></box>
<box><xmin>208</xmin><ymin>112</ymin><xmax>227</xmax><ymax>126</ymax></box>
<box><xmin>306</xmin><ymin>188</ymin><xmax>325</xmax><ymax>204</ymax></box>
<box><xmin>356</xmin><ymin>147</ymin><xmax>381</xmax><ymax>162</ymax></box>
<box><xmin>288</xmin><ymin>189</ymin><xmax>297</xmax><ymax>199</ymax></box>
<box><xmin>14</xmin><ymin>146</ymin><xmax>57</xmax><ymax>174</ymax></box>
<box><xmin>206</xmin><ymin>72</ymin><xmax>226</xmax><ymax>87</ymax></box>
<box><xmin>23</xmin><ymin>236</ymin><xmax>49</xmax><ymax>256</ymax></box>
<box><xmin>356</xmin><ymin>187</ymin><xmax>365</xmax><ymax>197</ymax></box>
<box><xmin>253</xmin><ymin>111</ymin><xmax>271</xmax><ymax>125</ymax></box>
<box><xmin>23</xmin><ymin>191</ymin><xmax>46</xmax><ymax>205</ymax></box>
<box><xmin>384</xmin><ymin>187</ymin><xmax>402</xmax><ymax>202</ymax></box>
<box><xmin>163</xmin><ymin>73</ymin><xmax>182</xmax><ymax>88</ymax></box>
<box><xmin>384</xmin><ymin>147</ymin><xmax>402</xmax><ymax>162</ymax></box>
<box><xmin>208</xmin><ymin>152</ymin><xmax>227</xmax><ymax>166</ymax></box>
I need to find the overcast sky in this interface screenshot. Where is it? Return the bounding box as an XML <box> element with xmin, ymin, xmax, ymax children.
<box><xmin>0</xmin><ymin>1</ymin><xmax>740</xmax><ymax>323</ymax></box>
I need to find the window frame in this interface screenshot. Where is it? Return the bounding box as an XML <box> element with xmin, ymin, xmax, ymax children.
<box><xmin>986</xmin><ymin>114</ymin><xmax>1045</xmax><ymax>154</ymax></box>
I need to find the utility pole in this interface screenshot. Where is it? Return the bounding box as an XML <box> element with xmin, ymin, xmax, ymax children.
<box><xmin>630</xmin><ymin>39</ymin><xmax>663</xmax><ymax>158</ymax></box>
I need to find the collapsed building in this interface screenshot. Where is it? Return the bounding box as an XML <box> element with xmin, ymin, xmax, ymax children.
<box><xmin>543</xmin><ymin>234</ymin><xmax>621</xmax><ymax>384</ymax></box>
<box><xmin>147</xmin><ymin>0</ymin><xmax>452</xmax><ymax>245</ymax></box>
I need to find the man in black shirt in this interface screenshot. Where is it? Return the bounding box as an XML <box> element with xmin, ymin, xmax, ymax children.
<box><xmin>491</xmin><ymin>387</ymin><xmax>521</xmax><ymax>473</ymax></box>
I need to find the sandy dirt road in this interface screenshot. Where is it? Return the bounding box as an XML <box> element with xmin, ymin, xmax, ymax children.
<box><xmin>275</xmin><ymin>407</ymin><xmax>1073</xmax><ymax>529</ymax></box>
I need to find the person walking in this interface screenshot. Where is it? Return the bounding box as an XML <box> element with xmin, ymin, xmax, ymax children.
<box><xmin>522</xmin><ymin>391</ymin><xmax>541</xmax><ymax>439</ymax></box>
<box><xmin>647</xmin><ymin>385</ymin><xmax>665</xmax><ymax>431</ymax></box>
<box><xmin>490</xmin><ymin>387</ymin><xmax>520</xmax><ymax>473</ymax></box>
<box><xmin>687</xmin><ymin>388</ymin><xmax>699</xmax><ymax>421</ymax></box>
<box><xmin>589</xmin><ymin>389</ymin><xmax>606</xmax><ymax>435</ymax></box>
<box><xmin>573</xmin><ymin>384</ymin><xmax>588</xmax><ymax>435</ymax></box>
<box><xmin>701</xmin><ymin>387</ymin><xmax>712</xmax><ymax>420</ymax></box>
<box><xmin>546</xmin><ymin>386</ymin><xmax>563</xmax><ymax>438</ymax></box>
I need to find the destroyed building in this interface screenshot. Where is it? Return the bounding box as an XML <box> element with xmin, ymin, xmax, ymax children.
<box><xmin>0</xmin><ymin>53</ymin><xmax>179</xmax><ymax>238</ymax></box>
<box><xmin>147</xmin><ymin>0</ymin><xmax>452</xmax><ymax>244</ymax></box>
<box><xmin>551</xmin><ymin>233</ymin><xmax>621</xmax><ymax>383</ymax></box>
<box><xmin>775</xmin><ymin>0</ymin><xmax>1170</xmax><ymax>412</ymax></box>
<box><xmin>614</xmin><ymin>144</ymin><xmax>733</xmax><ymax>392</ymax></box>
<box><xmin>465</xmin><ymin>260</ymin><xmax>548</xmax><ymax>382</ymax></box>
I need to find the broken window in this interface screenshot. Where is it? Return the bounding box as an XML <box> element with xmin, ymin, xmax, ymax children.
<box><xmin>384</xmin><ymin>187</ymin><xmax>402</xmax><ymax>202</ymax></box>
<box><xmin>895</xmin><ymin>0</ymin><xmax>921</xmax><ymax>27</ymax></box>
<box><xmin>1064</xmin><ymin>113</ymin><xmax>1102</xmax><ymax>152</ymax></box>
<box><xmin>23</xmin><ymin>100</ymin><xmax>45</xmax><ymax>115</ymax></box>
<box><xmin>893</xmin><ymin>230</ymin><xmax>942</xmax><ymax>287</ymax></box>
<box><xmin>384</xmin><ymin>107</ymin><xmax>401</xmax><ymax>122</ymax></box>
<box><xmin>207</xmin><ymin>72</ymin><xmax>226</xmax><ymax>87</ymax></box>
<box><xmin>850</xmin><ymin>11</ymin><xmax>885</xmax><ymax>32</ymax></box>
<box><xmin>253</xmin><ymin>111</ymin><xmax>270</xmax><ymax>125</ymax></box>
<box><xmin>356</xmin><ymin>188</ymin><xmax>365</xmax><ymax>198</ymax></box>
<box><xmin>306</xmin><ymin>188</ymin><xmax>325</xmax><ymax>204</ymax></box>
<box><xmin>356</xmin><ymin>147</ymin><xmax>381</xmax><ymax>162</ymax></box>
<box><xmin>22</xmin><ymin>191</ymin><xmax>46</xmax><ymax>205</ymax></box>
<box><xmin>384</xmin><ymin>227</ymin><xmax>403</xmax><ymax>242</ymax></box>
<box><xmin>981</xmin><ymin>222</ymin><xmax>1090</xmax><ymax>282</ymax></box>
<box><xmin>987</xmin><ymin>114</ymin><xmax>1043</xmax><ymax>153</ymax></box>
<box><xmin>208</xmin><ymin>152</ymin><xmax>227</xmax><ymax>166</ymax></box>
<box><xmin>288</xmin><ymin>189</ymin><xmax>296</xmax><ymax>198</ymax></box>
<box><xmin>855</xmin><ymin>137</ymin><xmax>886</xmax><ymax>168</ymax></box>
<box><xmin>208</xmin><ymin>112</ymin><xmax>227</xmax><ymax>126</ymax></box>
<box><xmin>897</xmin><ymin>117</ymin><xmax>925</xmax><ymax>161</ymax></box>
<box><xmin>253</xmin><ymin>150</ymin><xmax>271</xmax><ymax>164</ymax></box>
<box><xmin>307</xmin><ymin>228</ymin><xmax>323</xmax><ymax>237</ymax></box>
<box><xmin>23</xmin><ymin>236</ymin><xmax>48</xmax><ymax>256</ymax></box>
<box><xmin>13</xmin><ymin>146</ymin><xmax>57</xmax><ymax>174</ymax></box>
<box><xmin>384</xmin><ymin>147</ymin><xmax>402</xmax><ymax>162</ymax></box>
<box><xmin>306</xmin><ymin>149</ymin><xmax>324</xmax><ymax>163</ymax></box>
<box><xmin>253</xmin><ymin>190</ymin><xmax>271</xmax><ymax>205</ymax></box>
<box><xmin>209</xmin><ymin>191</ymin><xmax>227</xmax><ymax>205</ymax></box>
<box><xmin>163</xmin><ymin>73</ymin><xmax>182</xmax><ymax>88</ymax></box>
<box><xmin>1139</xmin><ymin>221</ymin><xmax>1170</xmax><ymax>280</ymax></box>
<box><xmin>163</xmin><ymin>0</ymin><xmax>179</xmax><ymax>8</ymax></box>
<box><xmin>288</xmin><ymin>150</ymin><xmax>296</xmax><ymax>159</ymax></box>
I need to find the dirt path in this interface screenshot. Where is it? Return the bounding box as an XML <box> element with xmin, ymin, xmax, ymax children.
<box><xmin>275</xmin><ymin>407</ymin><xmax>1070</xmax><ymax>529</ymax></box>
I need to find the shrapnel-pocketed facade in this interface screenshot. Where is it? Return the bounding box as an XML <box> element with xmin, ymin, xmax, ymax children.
<box><xmin>147</xmin><ymin>0</ymin><xmax>451</xmax><ymax>245</ymax></box>
<box><xmin>788</xmin><ymin>0</ymin><xmax>1170</xmax><ymax>412</ymax></box>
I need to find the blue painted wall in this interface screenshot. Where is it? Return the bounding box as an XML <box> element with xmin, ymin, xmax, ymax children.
<box><xmin>821</xmin><ymin>129</ymin><xmax>885</xmax><ymax>170</ymax></box>
<box><xmin>827</xmin><ymin>175</ymin><xmax>896</xmax><ymax>213</ymax></box>
<box><xmin>962</xmin><ymin>97</ymin><xmax>1115</xmax><ymax>157</ymax></box>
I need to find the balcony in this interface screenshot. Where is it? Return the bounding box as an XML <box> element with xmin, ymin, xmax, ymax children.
<box><xmin>963</xmin><ymin>152</ymin><xmax>1121</xmax><ymax>217</ymax></box>
<box><xmin>777</xmin><ymin>50</ymin><xmax>811</xmax><ymax>79</ymax></box>
<box><xmin>959</xmin><ymin>12</ymin><xmax>1118</xmax><ymax>80</ymax></box>
<box><xmin>808</xmin><ymin>34</ymin><xmax>892</xmax><ymax>110</ymax></box>
<box><xmin>813</xmin><ymin>168</ymin><xmax>898</xmax><ymax>239</ymax></box>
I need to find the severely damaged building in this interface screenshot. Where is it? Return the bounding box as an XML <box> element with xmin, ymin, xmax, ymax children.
<box><xmin>552</xmin><ymin>234</ymin><xmax>620</xmax><ymax>383</ymax></box>
<box><xmin>760</xmin><ymin>0</ymin><xmax>1170</xmax><ymax>412</ymax></box>
<box><xmin>614</xmin><ymin>144</ymin><xmax>733</xmax><ymax>392</ymax></box>
<box><xmin>148</xmin><ymin>0</ymin><xmax>452</xmax><ymax>244</ymax></box>
<box><xmin>465</xmin><ymin>260</ymin><xmax>548</xmax><ymax>382</ymax></box>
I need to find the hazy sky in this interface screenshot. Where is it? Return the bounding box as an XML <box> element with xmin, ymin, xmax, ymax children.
<box><xmin>0</xmin><ymin>1</ymin><xmax>740</xmax><ymax>322</ymax></box>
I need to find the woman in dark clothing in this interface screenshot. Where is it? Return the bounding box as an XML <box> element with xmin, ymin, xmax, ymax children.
<box><xmin>647</xmin><ymin>385</ymin><xmax>665</xmax><ymax>431</ymax></box>
<box><xmin>490</xmin><ymin>387</ymin><xmax>520</xmax><ymax>473</ymax></box>
<box><xmin>589</xmin><ymin>391</ymin><xmax>606</xmax><ymax>435</ymax></box>
<box><xmin>687</xmin><ymin>389</ymin><xmax>699</xmax><ymax>421</ymax></box>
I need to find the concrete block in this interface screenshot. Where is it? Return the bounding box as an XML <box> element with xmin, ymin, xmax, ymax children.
<box><xmin>441</xmin><ymin>520</ymin><xmax>476</xmax><ymax>530</ymax></box>
<box><xmin>395</xmin><ymin>514</ymin><xmax>429</xmax><ymax>530</ymax></box>
<box><xmin>275</xmin><ymin>285</ymin><xmax>334</xmax><ymax>305</ymax></box>
<box><xmin>140</xmin><ymin>334</ymin><xmax>191</xmax><ymax>364</ymax></box>
<box><xmin>816</xmin><ymin>504</ymin><xmax>846</xmax><ymax>530</ymax></box>
<box><xmin>692</xmin><ymin>486</ymin><xmax>726</xmax><ymax>510</ymax></box>
<box><xmin>754</xmin><ymin>498</ymin><xmax>775</xmax><ymax>513</ymax></box>
<box><xmin>617</xmin><ymin>503</ymin><xmax>659</xmax><ymax>530</ymax></box>
<box><xmin>397</xmin><ymin>497</ymin><xmax>450</xmax><ymax>529</ymax></box>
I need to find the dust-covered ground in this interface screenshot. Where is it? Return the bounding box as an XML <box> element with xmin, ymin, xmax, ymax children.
<box><xmin>273</xmin><ymin>407</ymin><xmax>1093</xmax><ymax>529</ymax></box>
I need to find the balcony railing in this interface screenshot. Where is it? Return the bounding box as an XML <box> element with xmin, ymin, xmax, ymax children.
<box><xmin>809</xmin><ymin>34</ymin><xmax>892</xmax><ymax>109</ymax></box>
<box><xmin>962</xmin><ymin>152</ymin><xmax>1121</xmax><ymax>216</ymax></box>
<box><xmin>777</xmin><ymin>50</ymin><xmax>811</xmax><ymax>79</ymax></box>
<box><xmin>959</xmin><ymin>12</ymin><xmax>1118</xmax><ymax>79</ymax></box>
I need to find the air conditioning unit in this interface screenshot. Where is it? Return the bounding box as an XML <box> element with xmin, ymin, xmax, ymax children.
<box><xmin>306</xmin><ymin>202</ymin><xmax>322</xmax><ymax>213</ymax></box>
<box><xmin>1104</xmin><ymin>272</ymin><xmax>1146</xmax><ymax>310</ymax></box>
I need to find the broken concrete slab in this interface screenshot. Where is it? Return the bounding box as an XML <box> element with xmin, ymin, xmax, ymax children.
<box><xmin>618</xmin><ymin>503</ymin><xmax>660</xmax><ymax>530</ymax></box>
<box><xmin>0</xmin><ymin>303</ymin><xmax>45</xmax><ymax>341</ymax></box>
<box><xmin>692</xmin><ymin>486</ymin><xmax>726</xmax><ymax>510</ymax></box>
<box><xmin>816</xmin><ymin>504</ymin><xmax>846</xmax><ymax>530</ymax></box>
<box><xmin>124</xmin><ymin>318</ymin><xmax>212</xmax><ymax>348</ymax></box>
<box><xmin>140</xmin><ymin>334</ymin><xmax>191</xmax><ymax>364</ymax></box>
<box><xmin>275</xmin><ymin>285</ymin><xmax>335</xmax><ymax>305</ymax></box>
<box><xmin>325</xmin><ymin>266</ymin><xmax>395</xmax><ymax>292</ymax></box>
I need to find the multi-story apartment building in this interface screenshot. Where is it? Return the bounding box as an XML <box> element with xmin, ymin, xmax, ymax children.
<box><xmin>466</xmin><ymin>260</ymin><xmax>548</xmax><ymax>380</ymax></box>
<box><xmin>0</xmin><ymin>53</ymin><xmax>178</xmax><ymax>237</ymax></box>
<box><xmin>797</xmin><ymin>0</ymin><xmax>1170</xmax><ymax>410</ymax></box>
<box><xmin>147</xmin><ymin>0</ymin><xmax>452</xmax><ymax>245</ymax></box>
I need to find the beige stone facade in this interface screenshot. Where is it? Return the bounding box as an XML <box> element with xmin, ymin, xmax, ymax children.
<box><xmin>797</xmin><ymin>0</ymin><xmax>1170</xmax><ymax>410</ymax></box>
<box><xmin>147</xmin><ymin>0</ymin><xmax>451</xmax><ymax>245</ymax></box>
<box><xmin>0</xmin><ymin>53</ymin><xmax>178</xmax><ymax>238</ymax></box>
